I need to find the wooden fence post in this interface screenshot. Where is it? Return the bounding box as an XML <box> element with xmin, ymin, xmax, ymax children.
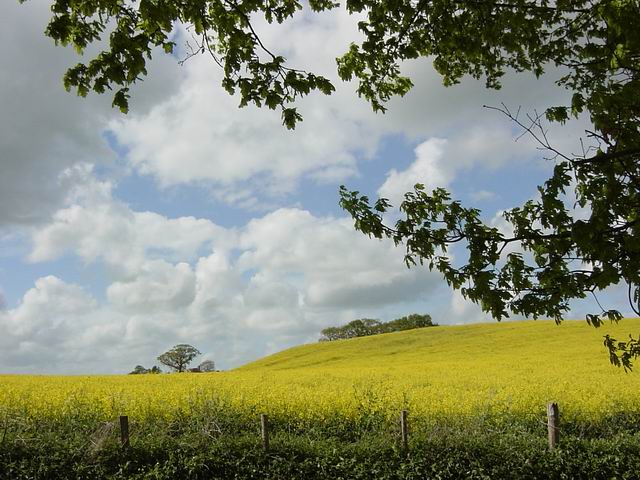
<box><xmin>260</xmin><ymin>414</ymin><xmax>269</xmax><ymax>451</ymax></box>
<box><xmin>400</xmin><ymin>410</ymin><xmax>409</xmax><ymax>452</ymax></box>
<box><xmin>119</xmin><ymin>415</ymin><xmax>130</xmax><ymax>449</ymax></box>
<box><xmin>547</xmin><ymin>402</ymin><xmax>559</xmax><ymax>450</ymax></box>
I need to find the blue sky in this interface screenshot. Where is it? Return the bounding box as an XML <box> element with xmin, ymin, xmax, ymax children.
<box><xmin>0</xmin><ymin>1</ymin><xmax>631</xmax><ymax>374</ymax></box>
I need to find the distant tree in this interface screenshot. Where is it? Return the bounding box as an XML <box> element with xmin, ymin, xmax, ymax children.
<box><xmin>198</xmin><ymin>360</ymin><xmax>216</xmax><ymax>372</ymax></box>
<box><xmin>157</xmin><ymin>344</ymin><xmax>201</xmax><ymax>373</ymax></box>
<box><xmin>129</xmin><ymin>365</ymin><xmax>148</xmax><ymax>375</ymax></box>
<box><xmin>320</xmin><ymin>314</ymin><xmax>436</xmax><ymax>341</ymax></box>
<box><xmin>319</xmin><ymin>326</ymin><xmax>343</xmax><ymax>342</ymax></box>
<box><xmin>320</xmin><ymin>319</ymin><xmax>380</xmax><ymax>341</ymax></box>
<box><xmin>382</xmin><ymin>314</ymin><xmax>436</xmax><ymax>333</ymax></box>
<box><xmin>344</xmin><ymin>319</ymin><xmax>381</xmax><ymax>338</ymax></box>
<box><xmin>129</xmin><ymin>365</ymin><xmax>163</xmax><ymax>374</ymax></box>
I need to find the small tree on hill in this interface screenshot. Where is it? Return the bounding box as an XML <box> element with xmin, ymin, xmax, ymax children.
<box><xmin>129</xmin><ymin>365</ymin><xmax>148</xmax><ymax>375</ymax></box>
<box><xmin>198</xmin><ymin>360</ymin><xmax>216</xmax><ymax>372</ymax></box>
<box><xmin>320</xmin><ymin>319</ymin><xmax>380</xmax><ymax>341</ymax></box>
<box><xmin>157</xmin><ymin>344</ymin><xmax>201</xmax><ymax>373</ymax></box>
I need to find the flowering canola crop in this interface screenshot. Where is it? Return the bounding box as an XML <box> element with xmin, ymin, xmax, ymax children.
<box><xmin>2</xmin><ymin>320</ymin><xmax>640</xmax><ymax>427</ymax></box>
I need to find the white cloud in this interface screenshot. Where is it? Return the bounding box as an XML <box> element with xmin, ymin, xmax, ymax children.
<box><xmin>107</xmin><ymin>261</ymin><xmax>196</xmax><ymax>313</ymax></box>
<box><xmin>0</xmin><ymin>276</ymin><xmax>123</xmax><ymax>372</ymax></box>
<box><xmin>107</xmin><ymin>7</ymin><xmax>373</xmax><ymax>204</ymax></box>
<box><xmin>470</xmin><ymin>190</ymin><xmax>497</xmax><ymax>201</ymax></box>
<box><xmin>108</xmin><ymin>64</ymin><xmax>372</xmax><ymax>200</ymax></box>
<box><xmin>0</xmin><ymin>178</ymin><xmax>442</xmax><ymax>373</ymax></box>
<box><xmin>238</xmin><ymin>208</ymin><xmax>439</xmax><ymax>309</ymax></box>
<box><xmin>378</xmin><ymin>123</ymin><xmax>542</xmax><ymax>207</ymax></box>
<box><xmin>244</xmin><ymin>272</ymin><xmax>300</xmax><ymax>310</ymax></box>
<box><xmin>3</xmin><ymin>276</ymin><xmax>97</xmax><ymax>337</ymax></box>
<box><xmin>448</xmin><ymin>289</ymin><xmax>489</xmax><ymax>325</ymax></box>
<box><xmin>106</xmin><ymin>4</ymin><xmax>586</xmax><ymax>210</ymax></box>
<box><xmin>191</xmin><ymin>252</ymin><xmax>245</xmax><ymax>313</ymax></box>
<box><xmin>0</xmin><ymin>2</ymin><xmax>180</xmax><ymax>227</ymax></box>
<box><xmin>378</xmin><ymin>138</ymin><xmax>450</xmax><ymax>205</ymax></box>
<box><xmin>29</xmin><ymin>168</ymin><xmax>230</xmax><ymax>277</ymax></box>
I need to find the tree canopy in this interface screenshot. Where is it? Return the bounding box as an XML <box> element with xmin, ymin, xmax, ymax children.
<box><xmin>198</xmin><ymin>359</ymin><xmax>217</xmax><ymax>372</ymax></box>
<box><xmin>129</xmin><ymin>364</ymin><xmax>148</xmax><ymax>375</ymax></box>
<box><xmin>320</xmin><ymin>313</ymin><xmax>436</xmax><ymax>341</ymax></box>
<box><xmin>129</xmin><ymin>365</ymin><xmax>162</xmax><ymax>374</ymax></box>
<box><xmin>157</xmin><ymin>344</ymin><xmax>201</xmax><ymax>372</ymax></box>
<box><xmin>30</xmin><ymin>0</ymin><xmax>640</xmax><ymax>366</ymax></box>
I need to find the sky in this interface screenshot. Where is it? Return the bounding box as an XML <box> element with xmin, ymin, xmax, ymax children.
<box><xmin>0</xmin><ymin>2</ymin><xmax>630</xmax><ymax>374</ymax></box>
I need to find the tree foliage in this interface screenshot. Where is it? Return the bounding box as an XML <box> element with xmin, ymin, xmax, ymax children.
<box><xmin>129</xmin><ymin>365</ymin><xmax>162</xmax><ymax>374</ymax></box>
<box><xmin>157</xmin><ymin>344</ymin><xmax>201</xmax><ymax>372</ymax></box>
<box><xmin>26</xmin><ymin>0</ymin><xmax>337</xmax><ymax>128</ymax></box>
<box><xmin>336</xmin><ymin>0</ymin><xmax>640</xmax><ymax>368</ymax></box>
<box><xmin>30</xmin><ymin>0</ymin><xmax>640</xmax><ymax>366</ymax></box>
<box><xmin>129</xmin><ymin>364</ymin><xmax>148</xmax><ymax>375</ymax></box>
<box><xmin>320</xmin><ymin>313</ymin><xmax>436</xmax><ymax>341</ymax></box>
<box><xmin>198</xmin><ymin>359</ymin><xmax>217</xmax><ymax>372</ymax></box>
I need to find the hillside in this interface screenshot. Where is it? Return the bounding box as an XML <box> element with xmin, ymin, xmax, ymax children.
<box><xmin>231</xmin><ymin>318</ymin><xmax>640</xmax><ymax>420</ymax></box>
<box><xmin>239</xmin><ymin>318</ymin><xmax>640</xmax><ymax>374</ymax></box>
<box><xmin>2</xmin><ymin>318</ymin><xmax>640</xmax><ymax>427</ymax></box>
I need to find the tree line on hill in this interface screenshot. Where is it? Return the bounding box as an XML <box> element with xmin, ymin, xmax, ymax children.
<box><xmin>319</xmin><ymin>314</ymin><xmax>436</xmax><ymax>342</ymax></box>
<box><xmin>129</xmin><ymin>344</ymin><xmax>216</xmax><ymax>374</ymax></box>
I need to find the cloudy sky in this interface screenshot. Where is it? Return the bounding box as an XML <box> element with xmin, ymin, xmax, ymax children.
<box><xmin>0</xmin><ymin>2</ymin><xmax>628</xmax><ymax>374</ymax></box>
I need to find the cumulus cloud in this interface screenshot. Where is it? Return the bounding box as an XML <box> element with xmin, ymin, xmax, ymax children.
<box><xmin>107</xmin><ymin>7</ymin><xmax>373</xmax><ymax>203</ymax></box>
<box><xmin>107</xmin><ymin>4</ymin><xmax>585</xmax><ymax>209</ymax></box>
<box><xmin>378</xmin><ymin>123</ymin><xmax>542</xmax><ymax>206</ymax></box>
<box><xmin>448</xmin><ymin>290</ymin><xmax>490</xmax><ymax>325</ymax></box>
<box><xmin>29</xmin><ymin>167</ymin><xmax>231</xmax><ymax>277</ymax></box>
<box><xmin>107</xmin><ymin>261</ymin><xmax>196</xmax><ymax>313</ymax></box>
<box><xmin>4</xmin><ymin>276</ymin><xmax>97</xmax><ymax>337</ymax></box>
<box><xmin>0</xmin><ymin>276</ymin><xmax>124</xmax><ymax>372</ymax></box>
<box><xmin>378</xmin><ymin>138</ymin><xmax>450</xmax><ymax>205</ymax></box>
<box><xmin>0</xmin><ymin>177</ymin><xmax>441</xmax><ymax>373</ymax></box>
<box><xmin>0</xmin><ymin>2</ymin><xmax>180</xmax><ymax>227</ymax></box>
<box><xmin>238</xmin><ymin>208</ymin><xmax>439</xmax><ymax>309</ymax></box>
<box><xmin>470</xmin><ymin>190</ymin><xmax>497</xmax><ymax>202</ymax></box>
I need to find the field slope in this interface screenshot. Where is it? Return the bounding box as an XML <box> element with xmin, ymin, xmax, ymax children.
<box><xmin>234</xmin><ymin>318</ymin><xmax>640</xmax><ymax>420</ymax></box>
<box><xmin>2</xmin><ymin>319</ymin><xmax>640</xmax><ymax>424</ymax></box>
<box><xmin>241</xmin><ymin>318</ymin><xmax>638</xmax><ymax>373</ymax></box>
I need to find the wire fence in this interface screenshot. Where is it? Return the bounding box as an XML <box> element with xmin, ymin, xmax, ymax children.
<box><xmin>112</xmin><ymin>402</ymin><xmax>563</xmax><ymax>452</ymax></box>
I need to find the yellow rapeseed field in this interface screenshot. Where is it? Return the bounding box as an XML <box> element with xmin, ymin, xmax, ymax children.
<box><xmin>2</xmin><ymin>319</ymin><xmax>640</xmax><ymax>426</ymax></box>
